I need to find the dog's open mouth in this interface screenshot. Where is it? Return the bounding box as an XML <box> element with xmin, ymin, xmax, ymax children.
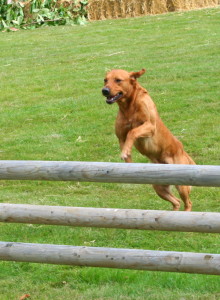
<box><xmin>106</xmin><ymin>92</ymin><xmax>123</xmax><ymax>104</ymax></box>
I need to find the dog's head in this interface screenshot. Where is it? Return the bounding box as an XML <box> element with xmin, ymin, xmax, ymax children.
<box><xmin>102</xmin><ymin>68</ymin><xmax>146</xmax><ymax>104</ymax></box>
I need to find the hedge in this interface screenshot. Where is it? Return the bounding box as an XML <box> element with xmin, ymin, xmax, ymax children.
<box><xmin>0</xmin><ymin>0</ymin><xmax>88</xmax><ymax>30</ymax></box>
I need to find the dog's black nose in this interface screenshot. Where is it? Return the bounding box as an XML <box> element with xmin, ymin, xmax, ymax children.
<box><xmin>102</xmin><ymin>87</ymin><xmax>110</xmax><ymax>96</ymax></box>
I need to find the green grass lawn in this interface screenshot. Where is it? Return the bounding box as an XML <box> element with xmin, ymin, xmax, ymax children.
<box><xmin>0</xmin><ymin>7</ymin><xmax>220</xmax><ymax>299</ymax></box>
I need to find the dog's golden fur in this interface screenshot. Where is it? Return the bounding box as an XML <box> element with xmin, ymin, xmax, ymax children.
<box><xmin>102</xmin><ymin>68</ymin><xmax>195</xmax><ymax>211</ymax></box>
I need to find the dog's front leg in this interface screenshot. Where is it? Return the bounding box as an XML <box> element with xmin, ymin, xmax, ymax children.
<box><xmin>121</xmin><ymin>122</ymin><xmax>155</xmax><ymax>161</ymax></box>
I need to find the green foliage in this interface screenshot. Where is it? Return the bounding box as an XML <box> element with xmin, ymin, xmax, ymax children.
<box><xmin>0</xmin><ymin>0</ymin><xmax>24</xmax><ymax>29</ymax></box>
<box><xmin>0</xmin><ymin>0</ymin><xmax>88</xmax><ymax>30</ymax></box>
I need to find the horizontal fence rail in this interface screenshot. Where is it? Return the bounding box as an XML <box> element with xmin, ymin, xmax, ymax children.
<box><xmin>0</xmin><ymin>242</ymin><xmax>219</xmax><ymax>275</ymax></box>
<box><xmin>0</xmin><ymin>160</ymin><xmax>220</xmax><ymax>186</ymax></box>
<box><xmin>1</xmin><ymin>160</ymin><xmax>219</xmax><ymax>275</ymax></box>
<box><xmin>1</xmin><ymin>204</ymin><xmax>220</xmax><ymax>233</ymax></box>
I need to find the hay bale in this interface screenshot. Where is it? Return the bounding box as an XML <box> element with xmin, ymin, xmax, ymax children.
<box><xmin>172</xmin><ymin>0</ymin><xmax>218</xmax><ymax>10</ymax></box>
<box><xmin>150</xmin><ymin>0</ymin><xmax>168</xmax><ymax>14</ymax></box>
<box><xmin>88</xmin><ymin>0</ymin><xmax>219</xmax><ymax>20</ymax></box>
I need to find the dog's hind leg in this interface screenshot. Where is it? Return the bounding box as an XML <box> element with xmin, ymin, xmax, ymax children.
<box><xmin>175</xmin><ymin>185</ymin><xmax>192</xmax><ymax>211</ymax></box>
<box><xmin>152</xmin><ymin>184</ymin><xmax>181</xmax><ymax>211</ymax></box>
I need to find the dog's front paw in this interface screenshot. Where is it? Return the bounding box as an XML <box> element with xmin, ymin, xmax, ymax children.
<box><xmin>121</xmin><ymin>149</ymin><xmax>131</xmax><ymax>161</ymax></box>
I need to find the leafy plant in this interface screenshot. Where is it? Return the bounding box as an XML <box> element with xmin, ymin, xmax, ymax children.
<box><xmin>0</xmin><ymin>0</ymin><xmax>24</xmax><ymax>29</ymax></box>
<box><xmin>0</xmin><ymin>0</ymin><xmax>88</xmax><ymax>30</ymax></box>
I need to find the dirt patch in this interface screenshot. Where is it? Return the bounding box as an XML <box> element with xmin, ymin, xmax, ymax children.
<box><xmin>88</xmin><ymin>0</ymin><xmax>219</xmax><ymax>20</ymax></box>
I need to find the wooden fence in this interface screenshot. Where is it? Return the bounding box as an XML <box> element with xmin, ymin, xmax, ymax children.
<box><xmin>0</xmin><ymin>160</ymin><xmax>220</xmax><ymax>275</ymax></box>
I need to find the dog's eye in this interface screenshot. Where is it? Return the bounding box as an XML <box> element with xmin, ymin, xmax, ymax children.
<box><xmin>104</xmin><ymin>79</ymin><xmax>108</xmax><ymax>84</ymax></box>
<box><xmin>115</xmin><ymin>79</ymin><xmax>122</xmax><ymax>83</ymax></box>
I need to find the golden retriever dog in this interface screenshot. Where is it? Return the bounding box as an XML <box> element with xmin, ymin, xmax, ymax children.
<box><xmin>102</xmin><ymin>68</ymin><xmax>195</xmax><ymax>211</ymax></box>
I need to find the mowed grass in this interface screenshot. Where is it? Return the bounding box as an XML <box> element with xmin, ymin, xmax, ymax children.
<box><xmin>0</xmin><ymin>7</ymin><xmax>220</xmax><ymax>299</ymax></box>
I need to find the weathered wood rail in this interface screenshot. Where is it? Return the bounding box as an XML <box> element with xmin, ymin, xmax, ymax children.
<box><xmin>0</xmin><ymin>242</ymin><xmax>219</xmax><ymax>275</ymax></box>
<box><xmin>1</xmin><ymin>204</ymin><xmax>220</xmax><ymax>233</ymax></box>
<box><xmin>0</xmin><ymin>160</ymin><xmax>220</xmax><ymax>186</ymax></box>
<box><xmin>0</xmin><ymin>160</ymin><xmax>220</xmax><ymax>275</ymax></box>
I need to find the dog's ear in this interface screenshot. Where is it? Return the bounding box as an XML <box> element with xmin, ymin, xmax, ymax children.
<box><xmin>130</xmin><ymin>68</ymin><xmax>146</xmax><ymax>79</ymax></box>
